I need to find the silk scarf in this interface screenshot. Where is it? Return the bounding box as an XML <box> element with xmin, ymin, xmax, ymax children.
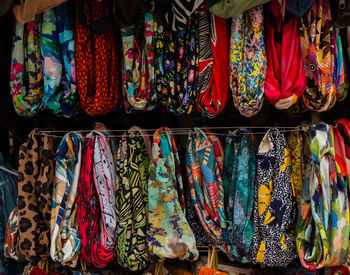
<box><xmin>75</xmin><ymin>0</ymin><xmax>121</xmax><ymax>116</ymax></box>
<box><xmin>147</xmin><ymin>127</ymin><xmax>198</xmax><ymax>261</ymax></box>
<box><xmin>115</xmin><ymin>130</ymin><xmax>149</xmax><ymax>271</ymax></box>
<box><xmin>296</xmin><ymin>123</ymin><xmax>349</xmax><ymax>270</ymax></box>
<box><xmin>120</xmin><ymin>0</ymin><xmax>157</xmax><ymax>113</ymax></box>
<box><xmin>230</xmin><ymin>6</ymin><xmax>266</xmax><ymax>118</ymax></box>
<box><xmin>264</xmin><ymin>0</ymin><xmax>306</xmax><ymax>110</ymax></box>
<box><xmin>50</xmin><ymin>132</ymin><xmax>83</xmax><ymax>267</ymax></box>
<box><xmin>41</xmin><ymin>1</ymin><xmax>78</xmax><ymax>117</ymax></box>
<box><xmin>299</xmin><ymin>0</ymin><xmax>344</xmax><ymax>112</ymax></box>
<box><xmin>10</xmin><ymin>15</ymin><xmax>43</xmax><ymax>117</ymax></box>
<box><xmin>186</xmin><ymin>128</ymin><xmax>231</xmax><ymax>260</ymax></box>
<box><xmin>17</xmin><ymin>129</ymin><xmax>55</xmax><ymax>262</ymax></box>
<box><xmin>222</xmin><ymin>129</ymin><xmax>256</xmax><ymax>263</ymax></box>
<box><xmin>251</xmin><ymin>128</ymin><xmax>296</xmax><ymax>267</ymax></box>
<box><xmin>154</xmin><ymin>12</ymin><xmax>199</xmax><ymax>115</ymax></box>
<box><xmin>196</xmin><ymin>10</ymin><xmax>229</xmax><ymax>118</ymax></box>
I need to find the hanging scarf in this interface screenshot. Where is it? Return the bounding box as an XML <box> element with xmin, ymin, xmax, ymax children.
<box><xmin>10</xmin><ymin>15</ymin><xmax>43</xmax><ymax>117</ymax></box>
<box><xmin>154</xmin><ymin>12</ymin><xmax>199</xmax><ymax>115</ymax></box>
<box><xmin>287</xmin><ymin>0</ymin><xmax>314</xmax><ymax>17</ymax></box>
<box><xmin>296</xmin><ymin>123</ymin><xmax>349</xmax><ymax>270</ymax></box>
<box><xmin>186</xmin><ymin>128</ymin><xmax>231</xmax><ymax>260</ymax></box>
<box><xmin>115</xmin><ymin>129</ymin><xmax>149</xmax><ymax>271</ymax></box>
<box><xmin>17</xmin><ymin>129</ymin><xmax>55</xmax><ymax>262</ymax></box>
<box><xmin>41</xmin><ymin>1</ymin><xmax>78</xmax><ymax>117</ymax></box>
<box><xmin>50</xmin><ymin>132</ymin><xmax>83</xmax><ymax>267</ymax></box>
<box><xmin>222</xmin><ymin>129</ymin><xmax>255</xmax><ymax>263</ymax></box>
<box><xmin>147</xmin><ymin>127</ymin><xmax>198</xmax><ymax>261</ymax></box>
<box><xmin>334</xmin><ymin>28</ymin><xmax>347</xmax><ymax>102</ymax></box>
<box><xmin>196</xmin><ymin>10</ymin><xmax>229</xmax><ymax>118</ymax></box>
<box><xmin>75</xmin><ymin>0</ymin><xmax>121</xmax><ymax>116</ymax></box>
<box><xmin>264</xmin><ymin>0</ymin><xmax>306</xmax><ymax>110</ymax></box>
<box><xmin>287</xmin><ymin>123</ymin><xmax>310</xmax><ymax>207</ymax></box>
<box><xmin>299</xmin><ymin>0</ymin><xmax>344</xmax><ymax>112</ymax></box>
<box><xmin>251</xmin><ymin>128</ymin><xmax>296</xmax><ymax>267</ymax></box>
<box><xmin>230</xmin><ymin>6</ymin><xmax>266</xmax><ymax>118</ymax></box>
<box><xmin>121</xmin><ymin>0</ymin><xmax>157</xmax><ymax>113</ymax></box>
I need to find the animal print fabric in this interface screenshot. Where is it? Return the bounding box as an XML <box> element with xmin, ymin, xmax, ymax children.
<box><xmin>17</xmin><ymin>129</ymin><xmax>55</xmax><ymax>262</ymax></box>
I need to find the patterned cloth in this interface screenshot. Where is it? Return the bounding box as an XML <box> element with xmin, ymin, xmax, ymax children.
<box><xmin>17</xmin><ymin>129</ymin><xmax>55</xmax><ymax>262</ymax></box>
<box><xmin>296</xmin><ymin>123</ymin><xmax>349</xmax><ymax>270</ymax></box>
<box><xmin>147</xmin><ymin>127</ymin><xmax>198</xmax><ymax>260</ymax></box>
<box><xmin>196</xmin><ymin>10</ymin><xmax>229</xmax><ymax>118</ymax></box>
<box><xmin>115</xmin><ymin>130</ymin><xmax>149</xmax><ymax>271</ymax></box>
<box><xmin>75</xmin><ymin>0</ymin><xmax>121</xmax><ymax>116</ymax></box>
<box><xmin>299</xmin><ymin>0</ymin><xmax>345</xmax><ymax>112</ymax></box>
<box><xmin>251</xmin><ymin>128</ymin><xmax>296</xmax><ymax>267</ymax></box>
<box><xmin>50</xmin><ymin>132</ymin><xmax>83</xmax><ymax>267</ymax></box>
<box><xmin>41</xmin><ymin>2</ymin><xmax>78</xmax><ymax>117</ymax></box>
<box><xmin>154</xmin><ymin>12</ymin><xmax>199</xmax><ymax>115</ymax></box>
<box><xmin>10</xmin><ymin>15</ymin><xmax>43</xmax><ymax>117</ymax></box>
<box><xmin>186</xmin><ymin>128</ymin><xmax>231</xmax><ymax>260</ymax></box>
<box><xmin>120</xmin><ymin>0</ymin><xmax>157</xmax><ymax>113</ymax></box>
<box><xmin>264</xmin><ymin>0</ymin><xmax>306</xmax><ymax>110</ymax></box>
<box><xmin>230</xmin><ymin>6</ymin><xmax>266</xmax><ymax>118</ymax></box>
<box><xmin>222</xmin><ymin>129</ymin><xmax>256</xmax><ymax>263</ymax></box>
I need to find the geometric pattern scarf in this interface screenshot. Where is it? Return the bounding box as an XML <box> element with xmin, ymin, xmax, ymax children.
<box><xmin>186</xmin><ymin>128</ymin><xmax>231</xmax><ymax>260</ymax></box>
<box><xmin>50</xmin><ymin>132</ymin><xmax>83</xmax><ymax>267</ymax></box>
<box><xmin>41</xmin><ymin>2</ymin><xmax>78</xmax><ymax>117</ymax></box>
<box><xmin>222</xmin><ymin>129</ymin><xmax>256</xmax><ymax>263</ymax></box>
<box><xmin>115</xmin><ymin>129</ymin><xmax>149</xmax><ymax>271</ymax></box>
<box><xmin>10</xmin><ymin>15</ymin><xmax>43</xmax><ymax>117</ymax></box>
<box><xmin>264</xmin><ymin>0</ymin><xmax>306</xmax><ymax>110</ymax></box>
<box><xmin>251</xmin><ymin>128</ymin><xmax>296</xmax><ymax>267</ymax></box>
<box><xmin>147</xmin><ymin>127</ymin><xmax>198</xmax><ymax>261</ymax></box>
<box><xmin>197</xmin><ymin>10</ymin><xmax>229</xmax><ymax>118</ymax></box>
<box><xmin>296</xmin><ymin>123</ymin><xmax>349</xmax><ymax>270</ymax></box>
<box><xmin>230</xmin><ymin>6</ymin><xmax>266</xmax><ymax>118</ymax></box>
<box><xmin>120</xmin><ymin>0</ymin><xmax>157</xmax><ymax>113</ymax></box>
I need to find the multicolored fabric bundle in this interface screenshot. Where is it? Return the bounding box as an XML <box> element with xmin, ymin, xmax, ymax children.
<box><xmin>222</xmin><ymin>129</ymin><xmax>256</xmax><ymax>263</ymax></box>
<box><xmin>154</xmin><ymin>12</ymin><xmax>199</xmax><ymax>115</ymax></box>
<box><xmin>296</xmin><ymin>123</ymin><xmax>349</xmax><ymax>270</ymax></box>
<box><xmin>17</xmin><ymin>129</ymin><xmax>55</xmax><ymax>262</ymax></box>
<box><xmin>196</xmin><ymin>10</ymin><xmax>229</xmax><ymax>118</ymax></box>
<box><xmin>41</xmin><ymin>2</ymin><xmax>78</xmax><ymax>117</ymax></box>
<box><xmin>10</xmin><ymin>15</ymin><xmax>43</xmax><ymax>117</ymax></box>
<box><xmin>50</xmin><ymin>132</ymin><xmax>83</xmax><ymax>267</ymax></box>
<box><xmin>115</xmin><ymin>129</ymin><xmax>149</xmax><ymax>271</ymax></box>
<box><xmin>264</xmin><ymin>0</ymin><xmax>306</xmax><ymax>110</ymax></box>
<box><xmin>229</xmin><ymin>6</ymin><xmax>266</xmax><ymax>118</ymax></box>
<box><xmin>120</xmin><ymin>0</ymin><xmax>157</xmax><ymax>113</ymax></box>
<box><xmin>299</xmin><ymin>0</ymin><xmax>345</xmax><ymax>112</ymax></box>
<box><xmin>251</xmin><ymin>128</ymin><xmax>296</xmax><ymax>267</ymax></box>
<box><xmin>75</xmin><ymin>0</ymin><xmax>121</xmax><ymax>116</ymax></box>
<box><xmin>186</xmin><ymin>128</ymin><xmax>231</xmax><ymax>260</ymax></box>
<box><xmin>147</xmin><ymin>127</ymin><xmax>198</xmax><ymax>261</ymax></box>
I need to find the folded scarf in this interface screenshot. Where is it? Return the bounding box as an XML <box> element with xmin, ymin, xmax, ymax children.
<box><xmin>222</xmin><ymin>129</ymin><xmax>256</xmax><ymax>263</ymax></box>
<box><xmin>41</xmin><ymin>1</ymin><xmax>78</xmax><ymax>117</ymax></box>
<box><xmin>75</xmin><ymin>0</ymin><xmax>121</xmax><ymax>116</ymax></box>
<box><xmin>115</xmin><ymin>130</ymin><xmax>149</xmax><ymax>271</ymax></box>
<box><xmin>186</xmin><ymin>128</ymin><xmax>231</xmax><ymax>260</ymax></box>
<box><xmin>251</xmin><ymin>128</ymin><xmax>296</xmax><ymax>267</ymax></box>
<box><xmin>296</xmin><ymin>123</ymin><xmax>349</xmax><ymax>270</ymax></box>
<box><xmin>230</xmin><ymin>6</ymin><xmax>266</xmax><ymax>117</ymax></box>
<box><xmin>147</xmin><ymin>127</ymin><xmax>198</xmax><ymax>261</ymax></box>
<box><xmin>120</xmin><ymin>0</ymin><xmax>157</xmax><ymax>113</ymax></box>
<box><xmin>299</xmin><ymin>0</ymin><xmax>344</xmax><ymax>112</ymax></box>
<box><xmin>10</xmin><ymin>15</ymin><xmax>43</xmax><ymax>117</ymax></box>
<box><xmin>50</xmin><ymin>132</ymin><xmax>83</xmax><ymax>267</ymax></box>
<box><xmin>17</xmin><ymin>129</ymin><xmax>55</xmax><ymax>262</ymax></box>
<box><xmin>196</xmin><ymin>10</ymin><xmax>229</xmax><ymax>118</ymax></box>
<box><xmin>264</xmin><ymin>0</ymin><xmax>306</xmax><ymax>110</ymax></box>
<box><xmin>154</xmin><ymin>12</ymin><xmax>199</xmax><ymax>115</ymax></box>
